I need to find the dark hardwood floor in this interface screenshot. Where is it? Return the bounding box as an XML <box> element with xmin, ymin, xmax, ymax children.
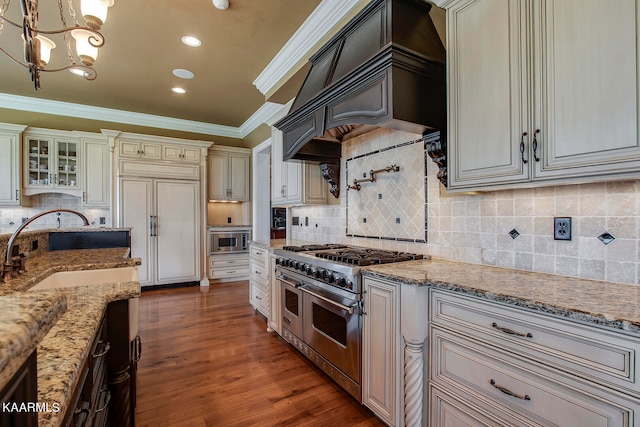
<box><xmin>135</xmin><ymin>282</ymin><xmax>385</xmax><ymax>427</ymax></box>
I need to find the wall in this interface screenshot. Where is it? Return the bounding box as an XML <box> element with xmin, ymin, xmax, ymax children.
<box><xmin>0</xmin><ymin>194</ymin><xmax>110</xmax><ymax>234</ymax></box>
<box><xmin>207</xmin><ymin>202</ymin><xmax>251</xmax><ymax>226</ymax></box>
<box><xmin>290</xmin><ymin>128</ymin><xmax>640</xmax><ymax>285</ymax></box>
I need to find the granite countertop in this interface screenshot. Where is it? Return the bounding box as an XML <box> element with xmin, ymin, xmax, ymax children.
<box><xmin>0</xmin><ymin>248</ymin><xmax>138</xmax><ymax>295</ymax></box>
<box><xmin>0</xmin><ymin>247</ymin><xmax>141</xmax><ymax>427</ymax></box>
<box><xmin>361</xmin><ymin>258</ymin><xmax>640</xmax><ymax>334</ymax></box>
<box><xmin>0</xmin><ymin>291</ymin><xmax>67</xmax><ymax>390</ymax></box>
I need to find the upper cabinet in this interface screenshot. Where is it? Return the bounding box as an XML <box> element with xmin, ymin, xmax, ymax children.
<box><xmin>0</xmin><ymin>123</ymin><xmax>27</xmax><ymax>207</ymax></box>
<box><xmin>82</xmin><ymin>137</ymin><xmax>110</xmax><ymax>208</ymax></box>
<box><xmin>271</xmin><ymin>127</ymin><xmax>328</xmax><ymax>207</ymax></box>
<box><xmin>207</xmin><ymin>146</ymin><xmax>250</xmax><ymax>202</ymax></box>
<box><xmin>23</xmin><ymin>129</ymin><xmax>82</xmax><ymax>197</ymax></box>
<box><xmin>440</xmin><ymin>0</ymin><xmax>640</xmax><ymax>191</ymax></box>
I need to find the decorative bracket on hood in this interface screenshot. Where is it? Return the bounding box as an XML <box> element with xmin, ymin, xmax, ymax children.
<box><xmin>274</xmin><ymin>0</ymin><xmax>447</xmax><ymax>196</ymax></box>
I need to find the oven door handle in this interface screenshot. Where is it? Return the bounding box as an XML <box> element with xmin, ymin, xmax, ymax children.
<box><xmin>299</xmin><ymin>286</ymin><xmax>356</xmax><ymax>315</ymax></box>
<box><xmin>277</xmin><ymin>275</ymin><xmax>301</xmax><ymax>288</ymax></box>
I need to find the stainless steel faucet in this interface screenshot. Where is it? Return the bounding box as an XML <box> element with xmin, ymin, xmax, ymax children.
<box><xmin>1</xmin><ymin>209</ymin><xmax>90</xmax><ymax>283</ymax></box>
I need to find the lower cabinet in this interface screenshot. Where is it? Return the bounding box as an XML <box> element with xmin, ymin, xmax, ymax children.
<box><xmin>63</xmin><ymin>299</ymin><xmax>134</xmax><ymax>427</ymax></box>
<box><xmin>429</xmin><ymin>289</ymin><xmax>640</xmax><ymax>427</ymax></box>
<box><xmin>0</xmin><ymin>351</ymin><xmax>37</xmax><ymax>427</ymax></box>
<box><xmin>209</xmin><ymin>253</ymin><xmax>249</xmax><ymax>282</ymax></box>
<box><xmin>249</xmin><ymin>245</ymin><xmax>269</xmax><ymax>317</ymax></box>
<box><xmin>362</xmin><ymin>276</ymin><xmax>402</xmax><ymax>427</ymax></box>
<box><xmin>267</xmin><ymin>253</ymin><xmax>280</xmax><ymax>334</ymax></box>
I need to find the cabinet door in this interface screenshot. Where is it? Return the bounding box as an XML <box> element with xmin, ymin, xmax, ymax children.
<box><xmin>271</xmin><ymin>128</ymin><xmax>287</xmax><ymax>205</ymax></box>
<box><xmin>161</xmin><ymin>145</ymin><xmax>183</xmax><ymax>161</ymax></box>
<box><xmin>182</xmin><ymin>147</ymin><xmax>201</xmax><ymax>163</ymax></box>
<box><xmin>302</xmin><ymin>163</ymin><xmax>327</xmax><ymax>204</ymax></box>
<box><xmin>119</xmin><ymin>140</ymin><xmax>141</xmax><ymax>158</ymax></box>
<box><xmin>362</xmin><ymin>277</ymin><xmax>400</xmax><ymax>426</ymax></box>
<box><xmin>24</xmin><ymin>136</ymin><xmax>52</xmax><ymax>190</ymax></box>
<box><xmin>208</xmin><ymin>152</ymin><xmax>229</xmax><ymax>200</ymax></box>
<box><xmin>120</xmin><ymin>178</ymin><xmax>153</xmax><ymax>286</ymax></box>
<box><xmin>155</xmin><ymin>180</ymin><xmax>200</xmax><ymax>284</ymax></box>
<box><xmin>284</xmin><ymin>161</ymin><xmax>302</xmax><ymax>204</ymax></box>
<box><xmin>447</xmin><ymin>0</ymin><xmax>530</xmax><ymax>189</ymax></box>
<box><xmin>83</xmin><ymin>140</ymin><xmax>109</xmax><ymax>207</ymax></box>
<box><xmin>0</xmin><ymin>131</ymin><xmax>21</xmax><ymax>206</ymax></box>
<box><xmin>229</xmin><ymin>154</ymin><xmax>249</xmax><ymax>201</ymax></box>
<box><xmin>533</xmin><ymin>0</ymin><xmax>640</xmax><ymax>179</ymax></box>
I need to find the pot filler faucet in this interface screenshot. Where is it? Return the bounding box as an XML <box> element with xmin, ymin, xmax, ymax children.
<box><xmin>1</xmin><ymin>209</ymin><xmax>90</xmax><ymax>283</ymax></box>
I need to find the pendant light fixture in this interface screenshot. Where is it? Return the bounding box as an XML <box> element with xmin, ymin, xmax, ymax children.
<box><xmin>0</xmin><ymin>0</ymin><xmax>114</xmax><ymax>90</ymax></box>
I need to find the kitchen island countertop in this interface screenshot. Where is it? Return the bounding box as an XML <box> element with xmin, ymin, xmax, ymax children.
<box><xmin>0</xmin><ymin>247</ymin><xmax>141</xmax><ymax>427</ymax></box>
<box><xmin>362</xmin><ymin>257</ymin><xmax>640</xmax><ymax>334</ymax></box>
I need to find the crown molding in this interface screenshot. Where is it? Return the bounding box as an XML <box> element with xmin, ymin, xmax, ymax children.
<box><xmin>0</xmin><ymin>93</ymin><xmax>286</xmax><ymax>139</ymax></box>
<box><xmin>238</xmin><ymin>102</ymin><xmax>285</xmax><ymax>136</ymax></box>
<box><xmin>0</xmin><ymin>93</ymin><xmax>244</xmax><ymax>138</ymax></box>
<box><xmin>252</xmin><ymin>0</ymin><xmax>366</xmax><ymax>97</ymax></box>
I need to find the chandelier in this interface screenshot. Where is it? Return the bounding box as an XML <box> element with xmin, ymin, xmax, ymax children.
<box><xmin>0</xmin><ymin>0</ymin><xmax>114</xmax><ymax>90</ymax></box>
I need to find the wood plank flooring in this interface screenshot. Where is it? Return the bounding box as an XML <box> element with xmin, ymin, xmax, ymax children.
<box><xmin>135</xmin><ymin>282</ymin><xmax>386</xmax><ymax>427</ymax></box>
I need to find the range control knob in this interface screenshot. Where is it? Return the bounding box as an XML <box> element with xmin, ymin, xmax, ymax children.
<box><xmin>315</xmin><ymin>269</ymin><xmax>324</xmax><ymax>279</ymax></box>
<box><xmin>327</xmin><ymin>273</ymin><xmax>337</xmax><ymax>284</ymax></box>
<box><xmin>342</xmin><ymin>278</ymin><xmax>353</xmax><ymax>290</ymax></box>
<box><xmin>321</xmin><ymin>270</ymin><xmax>330</xmax><ymax>280</ymax></box>
<box><xmin>306</xmin><ymin>266</ymin><xmax>315</xmax><ymax>275</ymax></box>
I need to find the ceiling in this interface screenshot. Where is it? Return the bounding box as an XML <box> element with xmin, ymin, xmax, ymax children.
<box><xmin>0</xmin><ymin>0</ymin><xmax>331</xmax><ymax>145</ymax></box>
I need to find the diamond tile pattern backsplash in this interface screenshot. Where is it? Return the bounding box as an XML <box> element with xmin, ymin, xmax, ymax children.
<box><xmin>346</xmin><ymin>140</ymin><xmax>426</xmax><ymax>241</ymax></box>
<box><xmin>291</xmin><ymin>128</ymin><xmax>640</xmax><ymax>285</ymax></box>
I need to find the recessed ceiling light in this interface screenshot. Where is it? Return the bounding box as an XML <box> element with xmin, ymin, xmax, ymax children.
<box><xmin>181</xmin><ymin>36</ymin><xmax>201</xmax><ymax>47</ymax></box>
<box><xmin>173</xmin><ymin>69</ymin><xmax>194</xmax><ymax>79</ymax></box>
<box><xmin>213</xmin><ymin>0</ymin><xmax>229</xmax><ymax>10</ymax></box>
<box><xmin>172</xmin><ymin>87</ymin><xmax>186</xmax><ymax>94</ymax></box>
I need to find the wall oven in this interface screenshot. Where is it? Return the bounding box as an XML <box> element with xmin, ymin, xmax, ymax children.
<box><xmin>209</xmin><ymin>230</ymin><xmax>249</xmax><ymax>254</ymax></box>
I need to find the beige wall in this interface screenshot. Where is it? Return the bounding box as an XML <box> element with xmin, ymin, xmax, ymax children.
<box><xmin>291</xmin><ymin>128</ymin><xmax>640</xmax><ymax>285</ymax></box>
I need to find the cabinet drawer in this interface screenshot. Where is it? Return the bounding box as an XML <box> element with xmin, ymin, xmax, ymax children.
<box><xmin>250</xmin><ymin>262</ymin><xmax>267</xmax><ymax>283</ymax></box>
<box><xmin>430</xmin><ymin>289</ymin><xmax>640</xmax><ymax>395</ymax></box>
<box><xmin>211</xmin><ymin>257</ymin><xmax>249</xmax><ymax>269</ymax></box>
<box><xmin>430</xmin><ymin>384</ymin><xmax>516</xmax><ymax>427</ymax></box>
<box><xmin>210</xmin><ymin>267</ymin><xmax>249</xmax><ymax>279</ymax></box>
<box><xmin>431</xmin><ymin>327</ymin><xmax>640</xmax><ymax>427</ymax></box>
<box><xmin>251</xmin><ymin>284</ymin><xmax>269</xmax><ymax>314</ymax></box>
<box><xmin>250</xmin><ymin>246</ymin><xmax>268</xmax><ymax>264</ymax></box>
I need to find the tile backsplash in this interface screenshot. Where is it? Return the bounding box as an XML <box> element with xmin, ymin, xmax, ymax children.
<box><xmin>291</xmin><ymin>128</ymin><xmax>640</xmax><ymax>285</ymax></box>
<box><xmin>0</xmin><ymin>194</ymin><xmax>110</xmax><ymax>235</ymax></box>
<box><xmin>346</xmin><ymin>137</ymin><xmax>426</xmax><ymax>242</ymax></box>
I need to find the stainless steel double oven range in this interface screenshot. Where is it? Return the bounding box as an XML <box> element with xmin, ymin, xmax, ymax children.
<box><xmin>274</xmin><ymin>244</ymin><xmax>423</xmax><ymax>401</ymax></box>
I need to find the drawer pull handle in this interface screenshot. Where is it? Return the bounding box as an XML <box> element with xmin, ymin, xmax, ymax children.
<box><xmin>491</xmin><ymin>322</ymin><xmax>533</xmax><ymax>338</ymax></box>
<box><xmin>92</xmin><ymin>341</ymin><xmax>111</xmax><ymax>358</ymax></box>
<box><xmin>95</xmin><ymin>389</ymin><xmax>111</xmax><ymax>413</ymax></box>
<box><xmin>490</xmin><ymin>379</ymin><xmax>531</xmax><ymax>401</ymax></box>
<box><xmin>283</xmin><ymin>317</ymin><xmax>292</xmax><ymax>324</ymax></box>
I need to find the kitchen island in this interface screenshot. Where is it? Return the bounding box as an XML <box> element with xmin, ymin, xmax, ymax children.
<box><xmin>0</xmin><ymin>246</ymin><xmax>141</xmax><ymax>427</ymax></box>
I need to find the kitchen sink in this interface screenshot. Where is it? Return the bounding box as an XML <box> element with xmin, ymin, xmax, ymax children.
<box><xmin>29</xmin><ymin>267</ymin><xmax>139</xmax><ymax>341</ymax></box>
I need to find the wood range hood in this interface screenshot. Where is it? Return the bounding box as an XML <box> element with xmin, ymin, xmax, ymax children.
<box><xmin>274</xmin><ymin>0</ymin><xmax>448</xmax><ymax>197</ymax></box>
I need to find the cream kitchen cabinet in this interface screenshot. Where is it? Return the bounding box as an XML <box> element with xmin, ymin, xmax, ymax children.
<box><xmin>23</xmin><ymin>129</ymin><xmax>82</xmax><ymax>196</ymax></box>
<box><xmin>81</xmin><ymin>138</ymin><xmax>110</xmax><ymax>208</ymax></box>
<box><xmin>0</xmin><ymin>123</ymin><xmax>27</xmax><ymax>207</ymax></box>
<box><xmin>249</xmin><ymin>245</ymin><xmax>269</xmax><ymax>317</ymax></box>
<box><xmin>438</xmin><ymin>0</ymin><xmax>640</xmax><ymax>191</ymax></box>
<box><xmin>118</xmin><ymin>139</ymin><xmax>162</xmax><ymax>160</ymax></box>
<box><xmin>271</xmin><ymin>127</ymin><xmax>327</xmax><ymax>207</ymax></box>
<box><xmin>429</xmin><ymin>289</ymin><xmax>640</xmax><ymax>426</ymax></box>
<box><xmin>362</xmin><ymin>276</ymin><xmax>402</xmax><ymax>427</ymax></box>
<box><xmin>207</xmin><ymin>146</ymin><xmax>250</xmax><ymax>202</ymax></box>
<box><xmin>210</xmin><ymin>253</ymin><xmax>249</xmax><ymax>281</ymax></box>
<box><xmin>267</xmin><ymin>253</ymin><xmax>280</xmax><ymax>334</ymax></box>
<box><xmin>120</xmin><ymin>178</ymin><xmax>200</xmax><ymax>287</ymax></box>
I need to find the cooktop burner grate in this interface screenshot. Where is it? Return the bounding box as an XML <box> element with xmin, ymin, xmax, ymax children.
<box><xmin>281</xmin><ymin>244</ymin><xmax>348</xmax><ymax>252</ymax></box>
<box><xmin>315</xmin><ymin>249</ymin><xmax>423</xmax><ymax>266</ymax></box>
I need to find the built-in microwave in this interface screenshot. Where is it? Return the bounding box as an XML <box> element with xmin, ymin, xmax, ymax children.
<box><xmin>209</xmin><ymin>231</ymin><xmax>249</xmax><ymax>254</ymax></box>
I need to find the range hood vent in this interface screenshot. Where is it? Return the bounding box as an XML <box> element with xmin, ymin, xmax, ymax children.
<box><xmin>274</xmin><ymin>0</ymin><xmax>447</xmax><ymax>187</ymax></box>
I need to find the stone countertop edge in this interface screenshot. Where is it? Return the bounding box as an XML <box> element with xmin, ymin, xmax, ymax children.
<box><xmin>0</xmin><ymin>247</ymin><xmax>140</xmax><ymax>427</ymax></box>
<box><xmin>36</xmin><ymin>280</ymin><xmax>140</xmax><ymax>427</ymax></box>
<box><xmin>0</xmin><ymin>291</ymin><xmax>67</xmax><ymax>391</ymax></box>
<box><xmin>360</xmin><ymin>258</ymin><xmax>640</xmax><ymax>335</ymax></box>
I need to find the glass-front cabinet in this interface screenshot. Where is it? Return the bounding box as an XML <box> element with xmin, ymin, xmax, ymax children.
<box><xmin>24</xmin><ymin>131</ymin><xmax>81</xmax><ymax>196</ymax></box>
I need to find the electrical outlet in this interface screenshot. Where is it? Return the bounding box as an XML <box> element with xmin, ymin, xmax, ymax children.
<box><xmin>554</xmin><ymin>217</ymin><xmax>572</xmax><ymax>240</ymax></box>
